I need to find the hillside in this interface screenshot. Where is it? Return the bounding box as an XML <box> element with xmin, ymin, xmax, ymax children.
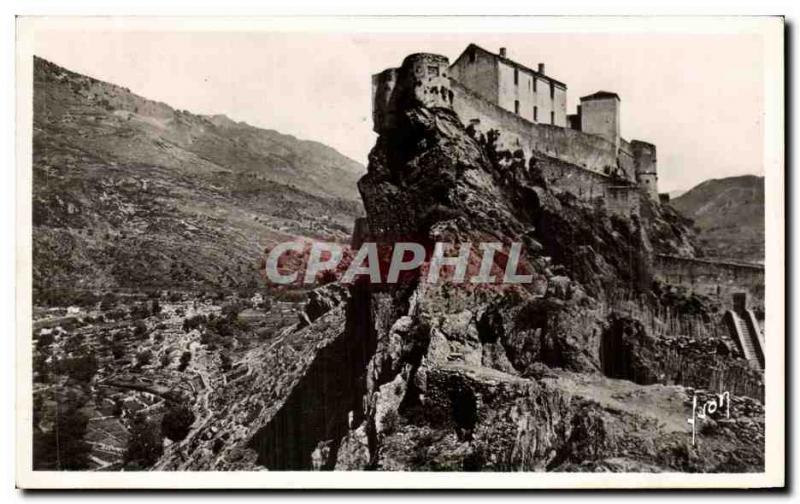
<box><xmin>670</xmin><ymin>176</ymin><xmax>764</xmax><ymax>263</ymax></box>
<box><xmin>32</xmin><ymin>56</ymin><xmax>364</xmax><ymax>299</ymax></box>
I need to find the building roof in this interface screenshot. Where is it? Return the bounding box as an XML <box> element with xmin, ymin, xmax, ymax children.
<box><xmin>580</xmin><ymin>91</ymin><xmax>620</xmax><ymax>101</ymax></box>
<box><xmin>456</xmin><ymin>43</ymin><xmax>568</xmax><ymax>90</ymax></box>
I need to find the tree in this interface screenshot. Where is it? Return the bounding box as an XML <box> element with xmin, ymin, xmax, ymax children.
<box><xmin>110</xmin><ymin>340</ymin><xmax>125</xmax><ymax>360</ymax></box>
<box><xmin>178</xmin><ymin>351</ymin><xmax>192</xmax><ymax>372</ymax></box>
<box><xmin>160</xmin><ymin>403</ymin><xmax>195</xmax><ymax>442</ymax></box>
<box><xmin>133</xmin><ymin>320</ymin><xmax>148</xmax><ymax>339</ymax></box>
<box><xmin>32</xmin><ymin>402</ymin><xmax>92</xmax><ymax>470</ymax></box>
<box><xmin>160</xmin><ymin>351</ymin><xmax>172</xmax><ymax>368</ymax></box>
<box><xmin>66</xmin><ymin>351</ymin><xmax>98</xmax><ymax>384</ymax></box>
<box><xmin>124</xmin><ymin>413</ymin><xmax>163</xmax><ymax>469</ymax></box>
<box><xmin>36</xmin><ymin>332</ymin><xmax>55</xmax><ymax>350</ymax></box>
<box><xmin>64</xmin><ymin>334</ymin><xmax>83</xmax><ymax>354</ymax></box>
<box><xmin>33</xmin><ymin>353</ymin><xmax>51</xmax><ymax>383</ymax></box>
<box><xmin>135</xmin><ymin>349</ymin><xmax>153</xmax><ymax>369</ymax></box>
<box><xmin>219</xmin><ymin>352</ymin><xmax>232</xmax><ymax>373</ymax></box>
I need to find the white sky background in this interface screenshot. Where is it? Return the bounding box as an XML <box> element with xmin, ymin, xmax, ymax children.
<box><xmin>35</xmin><ymin>30</ymin><xmax>765</xmax><ymax>193</ymax></box>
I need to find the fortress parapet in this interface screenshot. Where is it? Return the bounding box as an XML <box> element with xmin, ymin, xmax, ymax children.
<box><xmin>372</xmin><ymin>53</ymin><xmax>452</xmax><ymax>133</ymax></box>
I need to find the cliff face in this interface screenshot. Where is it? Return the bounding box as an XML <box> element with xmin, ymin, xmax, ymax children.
<box><xmin>330</xmin><ymin>103</ymin><xmax>762</xmax><ymax>471</ymax></box>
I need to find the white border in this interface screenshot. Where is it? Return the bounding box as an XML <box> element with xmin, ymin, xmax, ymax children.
<box><xmin>14</xmin><ymin>15</ymin><xmax>785</xmax><ymax>490</ymax></box>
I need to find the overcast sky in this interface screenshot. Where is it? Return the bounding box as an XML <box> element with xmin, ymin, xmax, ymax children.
<box><xmin>35</xmin><ymin>30</ymin><xmax>766</xmax><ymax>193</ymax></box>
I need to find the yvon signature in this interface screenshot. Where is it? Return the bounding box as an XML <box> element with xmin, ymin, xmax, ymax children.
<box><xmin>687</xmin><ymin>391</ymin><xmax>731</xmax><ymax>446</ymax></box>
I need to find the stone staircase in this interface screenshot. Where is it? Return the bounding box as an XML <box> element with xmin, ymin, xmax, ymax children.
<box><xmin>724</xmin><ymin>309</ymin><xmax>765</xmax><ymax>370</ymax></box>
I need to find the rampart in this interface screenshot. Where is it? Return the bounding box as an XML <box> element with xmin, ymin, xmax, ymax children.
<box><xmin>535</xmin><ymin>154</ymin><xmax>641</xmax><ymax>218</ymax></box>
<box><xmin>451</xmin><ymin>80</ymin><xmax>636</xmax><ymax>180</ymax></box>
<box><xmin>652</xmin><ymin>254</ymin><xmax>765</xmax><ymax>309</ymax></box>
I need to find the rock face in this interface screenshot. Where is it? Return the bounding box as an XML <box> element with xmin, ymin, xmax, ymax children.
<box><xmin>159</xmin><ymin>80</ymin><xmax>763</xmax><ymax>473</ymax></box>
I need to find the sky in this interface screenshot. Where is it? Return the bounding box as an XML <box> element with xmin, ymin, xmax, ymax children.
<box><xmin>35</xmin><ymin>29</ymin><xmax>766</xmax><ymax>193</ymax></box>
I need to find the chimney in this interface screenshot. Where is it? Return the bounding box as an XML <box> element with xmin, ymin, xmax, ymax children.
<box><xmin>499</xmin><ymin>47</ymin><xmax>507</xmax><ymax>58</ymax></box>
<box><xmin>538</xmin><ymin>63</ymin><xmax>545</xmax><ymax>74</ymax></box>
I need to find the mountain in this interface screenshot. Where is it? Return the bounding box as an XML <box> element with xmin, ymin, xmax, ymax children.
<box><xmin>669</xmin><ymin>176</ymin><xmax>764</xmax><ymax>263</ymax></box>
<box><xmin>32</xmin><ymin>56</ymin><xmax>364</xmax><ymax>300</ymax></box>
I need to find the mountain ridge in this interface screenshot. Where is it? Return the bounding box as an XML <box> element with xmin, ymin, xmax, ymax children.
<box><xmin>32</xmin><ymin>56</ymin><xmax>364</xmax><ymax>297</ymax></box>
<box><xmin>670</xmin><ymin>175</ymin><xmax>764</xmax><ymax>263</ymax></box>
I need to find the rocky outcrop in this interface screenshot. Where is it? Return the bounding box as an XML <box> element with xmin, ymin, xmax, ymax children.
<box><xmin>160</xmin><ymin>89</ymin><xmax>763</xmax><ymax>472</ymax></box>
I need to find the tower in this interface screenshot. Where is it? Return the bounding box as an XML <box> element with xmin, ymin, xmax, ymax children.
<box><xmin>631</xmin><ymin>140</ymin><xmax>658</xmax><ymax>202</ymax></box>
<box><xmin>580</xmin><ymin>91</ymin><xmax>621</xmax><ymax>150</ymax></box>
<box><xmin>371</xmin><ymin>53</ymin><xmax>452</xmax><ymax>133</ymax></box>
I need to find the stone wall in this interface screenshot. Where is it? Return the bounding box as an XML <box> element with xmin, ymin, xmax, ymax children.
<box><xmin>536</xmin><ymin>155</ymin><xmax>641</xmax><ymax>218</ymax></box>
<box><xmin>652</xmin><ymin>254</ymin><xmax>765</xmax><ymax>309</ymax></box>
<box><xmin>452</xmin><ymin>80</ymin><xmax>635</xmax><ymax>181</ymax></box>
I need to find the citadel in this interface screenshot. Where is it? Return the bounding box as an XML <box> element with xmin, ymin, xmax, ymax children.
<box><xmin>370</xmin><ymin>45</ymin><xmax>766</xmax><ymax>370</ymax></box>
<box><xmin>373</xmin><ymin>45</ymin><xmax>661</xmax><ymax>217</ymax></box>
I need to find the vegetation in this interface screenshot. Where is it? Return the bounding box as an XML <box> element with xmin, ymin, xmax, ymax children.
<box><xmin>160</xmin><ymin>403</ymin><xmax>196</xmax><ymax>442</ymax></box>
<box><xmin>65</xmin><ymin>351</ymin><xmax>98</xmax><ymax>384</ymax></box>
<box><xmin>32</xmin><ymin>401</ymin><xmax>92</xmax><ymax>470</ymax></box>
<box><xmin>124</xmin><ymin>413</ymin><xmax>163</xmax><ymax>469</ymax></box>
<box><xmin>178</xmin><ymin>351</ymin><xmax>192</xmax><ymax>372</ymax></box>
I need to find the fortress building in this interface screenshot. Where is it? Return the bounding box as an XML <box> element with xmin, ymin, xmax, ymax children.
<box><xmin>450</xmin><ymin>44</ymin><xmax>568</xmax><ymax>127</ymax></box>
<box><xmin>372</xmin><ymin>46</ymin><xmax>661</xmax><ymax>208</ymax></box>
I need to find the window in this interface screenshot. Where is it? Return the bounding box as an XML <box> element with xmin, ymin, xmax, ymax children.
<box><xmin>428</xmin><ymin>66</ymin><xmax>440</xmax><ymax>77</ymax></box>
<box><xmin>533</xmin><ymin>106</ymin><xmax>538</xmax><ymax>122</ymax></box>
<box><xmin>533</xmin><ymin>78</ymin><xmax>537</xmax><ymax>93</ymax></box>
<box><xmin>551</xmin><ymin>111</ymin><xmax>555</xmax><ymax>125</ymax></box>
<box><xmin>514</xmin><ymin>68</ymin><xmax>519</xmax><ymax>85</ymax></box>
<box><xmin>514</xmin><ymin>100</ymin><xmax>520</xmax><ymax>114</ymax></box>
<box><xmin>550</xmin><ymin>82</ymin><xmax>555</xmax><ymax>100</ymax></box>
<box><xmin>469</xmin><ymin>50</ymin><xmax>476</xmax><ymax>63</ymax></box>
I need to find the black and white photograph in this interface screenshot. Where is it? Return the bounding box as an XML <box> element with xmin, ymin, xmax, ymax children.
<box><xmin>13</xmin><ymin>15</ymin><xmax>785</xmax><ymax>489</ymax></box>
